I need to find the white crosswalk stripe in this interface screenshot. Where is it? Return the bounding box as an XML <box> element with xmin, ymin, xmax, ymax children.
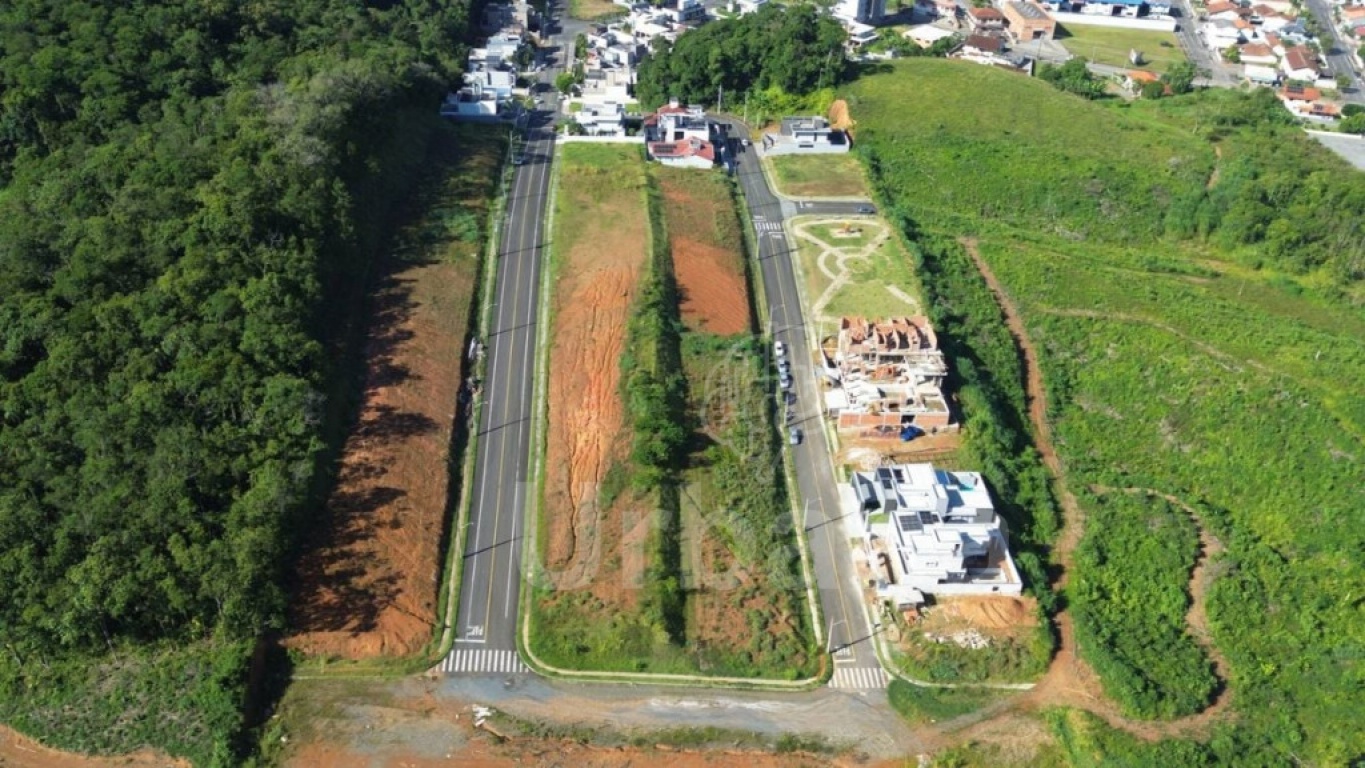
<box><xmin>754</xmin><ymin>220</ymin><xmax>783</xmax><ymax>233</ymax></box>
<box><xmin>829</xmin><ymin>666</ymin><xmax>889</xmax><ymax>690</ymax></box>
<box><xmin>437</xmin><ymin>648</ymin><xmax>531</xmax><ymax>676</ymax></box>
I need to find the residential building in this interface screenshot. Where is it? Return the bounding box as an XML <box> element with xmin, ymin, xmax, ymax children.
<box><xmin>645</xmin><ymin>100</ymin><xmax>717</xmax><ymax>168</ymax></box>
<box><xmin>1204</xmin><ymin>18</ymin><xmax>1246</xmax><ymax>49</ymax></box>
<box><xmin>967</xmin><ymin>6</ymin><xmax>1007</xmax><ymax>32</ymax></box>
<box><xmin>821</xmin><ymin>316</ymin><xmax>953</xmax><ymax>438</ymax></box>
<box><xmin>905</xmin><ymin>23</ymin><xmax>959</xmax><ymax>47</ymax></box>
<box><xmin>1281</xmin><ymin>44</ymin><xmax>1322</xmax><ymax>81</ymax></box>
<box><xmin>1238</xmin><ymin>42</ymin><xmax>1279</xmax><ymax>66</ymax></box>
<box><xmin>734</xmin><ymin>0</ymin><xmax>769</xmax><ymax>14</ymax></box>
<box><xmin>1125</xmin><ymin>69</ymin><xmax>1162</xmax><ymax>93</ymax></box>
<box><xmin>761</xmin><ymin>116</ymin><xmax>852</xmax><ymax>155</ymax></box>
<box><xmin>463</xmin><ymin>69</ymin><xmax>515</xmax><ymax>101</ymax></box>
<box><xmin>581</xmin><ymin>67</ymin><xmax>635</xmax><ymax>103</ymax></box>
<box><xmin>647</xmin><ymin>137</ymin><xmax>716</xmax><ymax>168</ymax></box>
<box><xmin>1002</xmin><ymin>1</ymin><xmax>1056</xmax><ymax>41</ymax></box>
<box><xmin>843</xmin><ymin>462</ymin><xmax>1023</xmax><ymax>607</ymax></box>
<box><xmin>1244</xmin><ymin>63</ymin><xmax>1282</xmax><ymax>84</ymax></box>
<box><xmin>645</xmin><ymin>100</ymin><xmax>711</xmax><ymax>142</ymax></box>
<box><xmin>573</xmin><ymin>101</ymin><xmax>628</xmax><ymax>136</ymax></box>
<box><xmin>834</xmin><ymin>0</ymin><xmax>888</xmax><ymax>24</ymax></box>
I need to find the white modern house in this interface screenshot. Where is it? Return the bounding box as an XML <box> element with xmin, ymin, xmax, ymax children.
<box><xmin>572</xmin><ymin>101</ymin><xmax>628</xmax><ymax>137</ymax></box>
<box><xmin>843</xmin><ymin>463</ymin><xmax>1022</xmax><ymax>608</ymax></box>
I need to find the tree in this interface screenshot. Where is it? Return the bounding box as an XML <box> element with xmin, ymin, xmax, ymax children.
<box><xmin>555</xmin><ymin>71</ymin><xmax>577</xmax><ymax>94</ymax></box>
<box><xmin>1335</xmin><ymin>72</ymin><xmax>1353</xmax><ymax>91</ymax></box>
<box><xmin>1223</xmin><ymin>45</ymin><xmax>1241</xmax><ymax>63</ymax></box>
<box><xmin>1341</xmin><ymin>114</ymin><xmax>1365</xmax><ymax>135</ymax></box>
<box><xmin>1164</xmin><ymin>61</ymin><xmax>1199</xmax><ymax>94</ymax></box>
<box><xmin>1039</xmin><ymin>58</ymin><xmax>1106</xmax><ymax>100</ymax></box>
<box><xmin>1141</xmin><ymin>80</ymin><xmax>1167</xmax><ymax>100</ymax></box>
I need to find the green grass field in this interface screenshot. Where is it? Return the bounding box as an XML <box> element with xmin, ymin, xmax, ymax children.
<box><xmin>767</xmin><ymin>152</ymin><xmax>869</xmax><ymax>198</ymax></box>
<box><xmin>846</xmin><ymin>58</ymin><xmax>1365</xmax><ymax>764</ymax></box>
<box><xmin>1056</xmin><ymin>22</ymin><xmax>1188</xmax><ymax>73</ymax></box>
<box><xmin>569</xmin><ymin>0</ymin><xmax>624</xmax><ymax>20</ymax></box>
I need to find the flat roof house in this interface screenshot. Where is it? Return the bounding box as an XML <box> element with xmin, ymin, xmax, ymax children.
<box><xmin>761</xmin><ymin>116</ymin><xmax>851</xmax><ymax>155</ymax></box>
<box><xmin>844</xmin><ymin>463</ymin><xmax>1022</xmax><ymax>607</ymax></box>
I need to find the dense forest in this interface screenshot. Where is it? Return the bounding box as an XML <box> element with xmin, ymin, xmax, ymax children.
<box><xmin>634</xmin><ymin>4</ymin><xmax>846</xmax><ymax>109</ymax></box>
<box><xmin>0</xmin><ymin>0</ymin><xmax>474</xmax><ymax>761</ymax></box>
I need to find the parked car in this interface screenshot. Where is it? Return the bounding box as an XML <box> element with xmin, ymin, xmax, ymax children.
<box><xmin>774</xmin><ymin>340</ymin><xmax>786</xmax><ymax>358</ymax></box>
<box><xmin>789</xmin><ymin>428</ymin><xmax>803</xmax><ymax>446</ymax></box>
<box><xmin>778</xmin><ymin>359</ymin><xmax>791</xmax><ymax>375</ymax></box>
<box><xmin>779</xmin><ymin>373</ymin><xmax>792</xmax><ymax>390</ymax></box>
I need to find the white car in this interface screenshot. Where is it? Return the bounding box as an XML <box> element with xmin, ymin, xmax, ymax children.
<box><xmin>774</xmin><ymin>340</ymin><xmax>786</xmax><ymax>358</ymax></box>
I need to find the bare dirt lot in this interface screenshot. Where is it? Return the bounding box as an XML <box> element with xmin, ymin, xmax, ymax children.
<box><xmin>541</xmin><ymin>144</ymin><xmax>650</xmax><ymax>597</ymax></box>
<box><xmin>287</xmin><ymin>130</ymin><xmax>501</xmax><ymax>660</ymax></box>
<box><xmin>275</xmin><ymin>677</ymin><xmax>920</xmax><ymax>767</ymax></box>
<box><xmin>0</xmin><ymin>727</ymin><xmax>187</xmax><ymax>768</ymax></box>
<box><xmin>657</xmin><ymin>168</ymin><xmax>751</xmax><ymax>336</ymax></box>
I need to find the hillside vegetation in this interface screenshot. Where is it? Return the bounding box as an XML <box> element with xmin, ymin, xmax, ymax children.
<box><xmin>847</xmin><ymin>59</ymin><xmax>1365</xmax><ymax>764</ymax></box>
<box><xmin>0</xmin><ymin>0</ymin><xmax>474</xmax><ymax>762</ymax></box>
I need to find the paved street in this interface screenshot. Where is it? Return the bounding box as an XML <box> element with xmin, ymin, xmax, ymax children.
<box><xmin>445</xmin><ymin>20</ymin><xmax>562</xmax><ymax>672</ymax></box>
<box><xmin>721</xmin><ymin>119</ymin><xmax>890</xmax><ymax>691</ymax></box>
<box><xmin>1301</xmin><ymin>0</ymin><xmax>1365</xmax><ymax>104</ymax></box>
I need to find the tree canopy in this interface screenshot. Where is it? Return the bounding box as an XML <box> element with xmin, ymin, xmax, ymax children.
<box><xmin>0</xmin><ymin>0</ymin><xmax>471</xmax><ymax>656</ymax></box>
<box><xmin>634</xmin><ymin>5</ymin><xmax>847</xmax><ymax>109</ymax></box>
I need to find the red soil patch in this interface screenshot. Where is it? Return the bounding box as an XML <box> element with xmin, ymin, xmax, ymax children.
<box><xmin>0</xmin><ymin>726</ymin><xmax>188</xmax><ymax>768</ymax></box>
<box><xmin>828</xmin><ymin>99</ymin><xmax>855</xmax><ymax>134</ymax></box>
<box><xmin>287</xmin><ymin>255</ymin><xmax>477</xmax><ymax>659</ymax></box>
<box><xmin>658</xmin><ymin>170</ymin><xmax>751</xmax><ymax>336</ymax></box>
<box><xmin>541</xmin><ymin>159</ymin><xmax>650</xmax><ymax>597</ymax></box>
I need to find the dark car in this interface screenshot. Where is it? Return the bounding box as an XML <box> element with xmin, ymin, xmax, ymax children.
<box><xmin>857</xmin><ymin>205</ymin><xmax>876</xmax><ymax>214</ymax></box>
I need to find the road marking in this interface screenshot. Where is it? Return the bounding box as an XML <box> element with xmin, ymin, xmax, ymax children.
<box><xmin>829</xmin><ymin>666</ymin><xmax>888</xmax><ymax>690</ymax></box>
<box><xmin>769</xmin><ymin>238</ymin><xmax>860</xmax><ymax>658</ymax></box>
<box><xmin>439</xmin><ymin>648</ymin><xmax>531</xmax><ymax>675</ymax></box>
<box><xmin>482</xmin><ymin>144</ymin><xmax>536</xmax><ymax>634</ymax></box>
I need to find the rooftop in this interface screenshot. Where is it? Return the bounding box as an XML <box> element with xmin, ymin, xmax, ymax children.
<box><xmin>648</xmin><ymin>137</ymin><xmax>716</xmax><ymax>162</ymax></box>
<box><xmin>1009</xmin><ymin>1</ymin><xmax>1049</xmax><ymax>20</ymax></box>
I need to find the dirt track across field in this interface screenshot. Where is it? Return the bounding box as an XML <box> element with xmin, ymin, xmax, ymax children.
<box><xmin>542</xmin><ymin>147</ymin><xmax>650</xmax><ymax>592</ymax></box>
<box><xmin>956</xmin><ymin>238</ymin><xmax>1235</xmax><ymax>741</ymax></box>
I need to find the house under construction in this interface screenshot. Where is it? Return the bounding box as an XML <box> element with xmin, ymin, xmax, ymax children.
<box><xmin>821</xmin><ymin>316</ymin><xmax>955</xmax><ymax>439</ymax></box>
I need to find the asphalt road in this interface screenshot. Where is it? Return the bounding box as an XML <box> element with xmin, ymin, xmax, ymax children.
<box><xmin>1301</xmin><ymin>0</ymin><xmax>1365</xmax><ymax>104</ymax></box>
<box><xmin>447</xmin><ymin>37</ymin><xmax>561</xmax><ymax>674</ymax></box>
<box><xmin>719</xmin><ymin>120</ymin><xmax>888</xmax><ymax>690</ymax></box>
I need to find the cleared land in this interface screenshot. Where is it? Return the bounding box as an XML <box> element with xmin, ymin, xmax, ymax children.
<box><xmin>0</xmin><ymin>727</ymin><xmax>188</xmax><ymax>768</ymax></box>
<box><xmin>656</xmin><ymin>168</ymin><xmax>751</xmax><ymax>335</ymax></box>
<box><xmin>287</xmin><ymin>126</ymin><xmax>503</xmax><ymax>659</ymax></box>
<box><xmin>1056</xmin><ymin>23</ymin><xmax>1187</xmax><ymax>73</ymax></box>
<box><xmin>766</xmin><ymin>153</ymin><xmax>869</xmax><ymax>198</ymax></box>
<box><xmin>532</xmin><ymin>143</ymin><xmax>656</xmax><ymax>666</ymax></box>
